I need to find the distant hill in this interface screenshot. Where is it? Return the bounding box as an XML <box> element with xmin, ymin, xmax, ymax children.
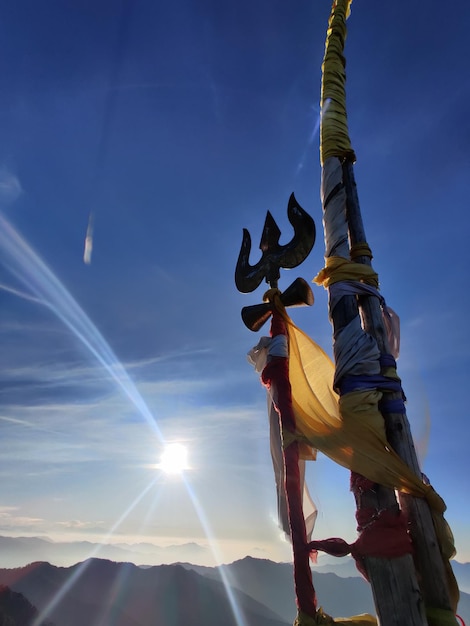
<box><xmin>0</xmin><ymin>559</ymin><xmax>289</xmax><ymax>626</ymax></box>
<box><xmin>1</xmin><ymin>535</ymin><xmax>468</xmax><ymax>594</ymax></box>
<box><xmin>309</xmin><ymin>555</ymin><xmax>470</xmax><ymax>621</ymax></box>
<box><xmin>311</xmin><ymin>555</ymin><xmax>361</xmax><ymax>578</ymax></box>
<box><xmin>0</xmin><ymin>535</ymin><xmax>210</xmax><ymax>568</ymax></box>
<box><xmin>184</xmin><ymin>557</ymin><xmax>470</xmax><ymax>626</ymax></box>
<box><xmin>0</xmin><ymin>552</ymin><xmax>468</xmax><ymax>625</ymax></box>
<box><xmin>452</xmin><ymin>561</ymin><xmax>470</xmax><ymax>594</ymax></box>
<box><xmin>313</xmin><ymin>555</ymin><xmax>470</xmax><ymax>590</ymax></box>
<box><xmin>183</xmin><ymin>556</ymin><xmax>376</xmax><ymax>622</ymax></box>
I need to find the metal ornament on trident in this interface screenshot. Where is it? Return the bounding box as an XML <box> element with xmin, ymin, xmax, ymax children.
<box><xmin>235</xmin><ymin>193</ymin><xmax>315</xmax><ymax>330</ymax></box>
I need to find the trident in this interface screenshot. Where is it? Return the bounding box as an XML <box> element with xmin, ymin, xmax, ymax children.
<box><xmin>235</xmin><ymin>194</ymin><xmax>319</xmax><ymax>619</ymax></box>
<box><xmin>235</xmin><ymin>193</ymin><xmax>316</xmax><ymax>330</ymax></box>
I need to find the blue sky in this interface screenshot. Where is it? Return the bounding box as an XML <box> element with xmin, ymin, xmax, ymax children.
<box><xmin>0</xmin><ymin>0</ymin><xmax>469</xmax><ymax>566</ymax></box>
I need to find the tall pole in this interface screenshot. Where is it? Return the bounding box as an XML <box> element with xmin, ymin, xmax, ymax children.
<box><xmin>343</xmin><ymin>161</ymin><xmax>458</xmax><ymax>615</ymax></box>
<box><xmin>317</xmin><ymin>1</ymin><xmax>458</xmax><ymax>624</ymax></box>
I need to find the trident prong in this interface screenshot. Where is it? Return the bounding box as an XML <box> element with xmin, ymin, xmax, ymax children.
<box><xmin>235</xmin><ymin>193</ymin><xmax>316</xmax><ymax>293</ymax></box>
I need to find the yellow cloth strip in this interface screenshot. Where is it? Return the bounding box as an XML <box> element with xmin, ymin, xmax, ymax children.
<box><xmin>350</xmin><ymin>242</ymin><xmax>373</xmax><ymax>260</ymax></box>
<box><xmin>313</xmin><ymin>256</ymin><xmax>379</xmax><ymax>288</ymax></box>
<box><xmin>320</xmin><ymin>0</ymin><xmax>355</xmax><ymax>165</ymax></box>
<box><xmin>294</xmin><ymin>606</ymin><xmax>461</xmax><ymax>626</ymax></box>
<box><xmin>282</xmin><ymin>429</ymin><xmax>317</xmax><ymax>460</ymax></box>
<box><xmin>294</xmin><ymin>608</ymin><xmax>377</xmax><ymax>625</ymax></box>
<box><xmin>426</xmin><ymin>607</ymin><xmax>460</xmax><ymax>626</ymax></box>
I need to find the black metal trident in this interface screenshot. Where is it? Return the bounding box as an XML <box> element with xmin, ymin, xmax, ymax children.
<box><xmin>235</xmin><ymin>193</ymin><xmax>316</xmax><ymax>331</ymax></box>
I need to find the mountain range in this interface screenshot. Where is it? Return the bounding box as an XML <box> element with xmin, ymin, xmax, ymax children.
<box><xmin>0</xmin><ymin>554</ymin><xmax>468</xmax><ymax>626</ymax></box>
<box><xmin>0</xmin><ymin>559</ymin><xmax>290</xmax><ymax>626</ymax></box>
<box><xmin>0</xmin><ymin>537</ymin><xmax>470</xmax><ymax>626</ymax></box>
<box><xmin>0</xmin><ymin>535</ymin><xmax>209</xmax><ymax>569</ymax></box>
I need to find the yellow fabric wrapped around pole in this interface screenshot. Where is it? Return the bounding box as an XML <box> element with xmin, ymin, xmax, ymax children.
<box><xmin>320</xmin><ymin>0</ymin><xmax>356</xmax><ymax>165</ymax></box>
<box><xmin>283</xmin><ymin>312</ymin><xmax>447</xmax><ymax>515</ymax></box>
<box><xmin>313</xmin><ymin>256</ymin><xmax>379</xmax><ymax>289</ymax></box>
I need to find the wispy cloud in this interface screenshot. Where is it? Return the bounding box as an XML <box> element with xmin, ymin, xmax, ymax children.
<box><xmin>0</xmin><ymin>415</ymin><xmax>47</xmax><ymax>429</ymax></box>
<box><xmin>0</xmin><ymin>167</ymin><xmax>22</xmax><ymax>205</ymax></box>
<box><xmin>55</xmin><ymin>519</ymin><xmax>106</xmax><ymax>531</ymax></box>
<box><xmin>401</xmin><ymin>308</ymin><xmax>468</xmax><ymax>369</ymax></box>
<box><xmin>0</xmin><ymin>379</ymin><xmax>266</xmax><ymax>475</ymax></box>
<box><xmin>0</xmin><ymin>506</ymin><xmax>45</xmax><ymax>530</ymax></box>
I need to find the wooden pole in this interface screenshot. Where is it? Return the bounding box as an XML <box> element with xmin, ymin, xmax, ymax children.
<box><xmin>319</xmin><ymin>163</ymin><xmax>427</xmax><ymax>626</ymax></box>
<box><xmin>317</xmin><ymin>0</ymin><xmax>458</xmax><ymax>620</ymax></box>
<box><xmin>343</xmin><ymin>160</ymin><xmax>456</xmax><ymax>616</ymax></box>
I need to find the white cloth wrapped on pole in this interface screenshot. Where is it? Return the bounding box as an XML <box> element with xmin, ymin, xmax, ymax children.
<box><xmin>329</xmin><ymin>281</ymin><xmax>400</xmax><ymax>359</ymax></box>
<box><xmin>333</xmin><ymin>316</ymin><xmax>381</xmax><ymax>390</ymax></box>
<box><xmin>321</xmin><ymin>158</ymin><xmax>350</xmax><ymax>259</ymax></box>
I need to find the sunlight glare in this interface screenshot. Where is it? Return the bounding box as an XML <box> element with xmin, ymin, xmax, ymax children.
<box><xmin>159</xmin><ymin>443</ymin><xmax>189</xmax><ymax>474</ymax></box>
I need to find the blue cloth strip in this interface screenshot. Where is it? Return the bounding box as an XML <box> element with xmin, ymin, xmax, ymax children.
<box><xmin>338</xmin><ymin>375</ymin><xmax>402</xmax><ymax>396</ymax></box>
<box><xmin>379</xmin><ymin>398</ymin><xmax>406</xmax><ymax>414</ymax></box>
<box><xmin>380</xmin><ymin>353</ymin><xmax>397</xmax><ymax>369</ymax></box>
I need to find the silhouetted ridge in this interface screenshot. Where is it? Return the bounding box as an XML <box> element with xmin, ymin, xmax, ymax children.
<box><xmin>0</xmin><ymin>584</ymin><xmax>54</xmax><ymax>626</ymax></box>
<box><xmin>0</xmin><ymin>558</ymin><xmax>468</xmax><ymax>625</ymax></box>
<box><xmin>0</xmin><ymin>559</ymin><xmax>289</xmax><ymax>626</ymax></box>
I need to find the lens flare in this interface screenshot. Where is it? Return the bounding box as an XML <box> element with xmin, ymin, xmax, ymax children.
<box><xmin>0</xmin><ymin>211</ymin><xmax>162</xmax><ymax>442</ymax></box>
<box><xmin>183</xmin><ymin>474</ymin><xmax>248</xmax><ymax>626</ymax></box>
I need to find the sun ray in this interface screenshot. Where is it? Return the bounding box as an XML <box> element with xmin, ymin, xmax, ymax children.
<box><xmin>0</xmin><ymin>211</ymin><xmax>163</xmax><ymax>442</ymax></box>
<box><xmin>182</xmin><ymin>475</ymin><xmax>248</xmax><ymax>626</ymax></box>
<box><xmin>31</xmin><ymin>476</ymin><xmax>160</xmax><ymax>626</ymax></box>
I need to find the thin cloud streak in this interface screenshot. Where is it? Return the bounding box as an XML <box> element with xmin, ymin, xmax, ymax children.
<box><xmin>0</xmin><ymin>167</ymin><xmax>22</xmax><ymax>204</ymax></box>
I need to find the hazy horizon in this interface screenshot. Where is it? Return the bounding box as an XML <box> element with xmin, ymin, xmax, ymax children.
<box><xmin>1</xmin><ymin>533</ymin><xmax>469</xmax><ymax>571</ymax></box>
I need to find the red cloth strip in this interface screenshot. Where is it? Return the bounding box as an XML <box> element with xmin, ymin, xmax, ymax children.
<box><xmin>307</xmin><ymin>508</ymin><xmax>413</xmax><ymax>580</ymax></box>
<box><xmin>261</xmin><ymin>310</ymin><xmax>317</xmax><ymax>618</ymax></box>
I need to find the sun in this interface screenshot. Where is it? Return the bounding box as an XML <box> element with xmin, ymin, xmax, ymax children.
<box><xmin>158</xmin><ymin>443</ymin><xmax>189</xmax><ymax>475</ymax></box>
